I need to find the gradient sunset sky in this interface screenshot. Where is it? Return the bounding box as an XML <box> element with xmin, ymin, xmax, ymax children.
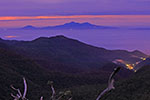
<box><xmin>1</xmin><ymin>0</ymin><xmax>150</xmax><ymax>27</ymax></box>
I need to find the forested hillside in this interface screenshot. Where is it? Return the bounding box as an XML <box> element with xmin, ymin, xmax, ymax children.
<box><xmin>0</xmin><ymin>36</ymin><xmax>148</xmax><ymax>100</ymax></box>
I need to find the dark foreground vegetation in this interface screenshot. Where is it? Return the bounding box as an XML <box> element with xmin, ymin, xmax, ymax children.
<box><xmin>0</xmin><ymin>36</ymin><xmax>149</xmax><ymax>100</ymax></box>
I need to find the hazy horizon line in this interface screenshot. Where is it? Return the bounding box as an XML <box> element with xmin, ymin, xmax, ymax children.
<box><xmin>1</xmin><ymin>15</ymin><xmax>150</xmax><ymax>28</ymax></box>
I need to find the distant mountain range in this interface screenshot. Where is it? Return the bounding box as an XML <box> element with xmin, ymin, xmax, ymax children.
<box><xmin>20</xmin><ymin>22</ymin><xmax>118</xmax><ymax>30</ymax></box>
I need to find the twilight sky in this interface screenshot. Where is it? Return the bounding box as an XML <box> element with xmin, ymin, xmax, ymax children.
<box><xmin>1</xmin><ymin>0</ymin><xmax>150</xmax><ymax>16</ymax></box>
<box><xmin>0</xmin><ymin>0</ymin><xmax>150</xmax><ymax>54</ymax></box>
<box><xmin>1</xmin><ymin>0</ymin><xmax>150</xmax><ymax>27</ymax></box>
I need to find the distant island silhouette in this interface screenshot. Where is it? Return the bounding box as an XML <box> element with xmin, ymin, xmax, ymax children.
<box><xmin>20</xmin><ymin>22</ymin><xmax>118</xmax><ymax>30</ymax></box>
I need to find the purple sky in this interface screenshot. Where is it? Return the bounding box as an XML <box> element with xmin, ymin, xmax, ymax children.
<box><xmin>0</xmin><ymin>0</ymin><xmax>150</xmax><ymax>54</ymax></box>
<box><xmin>1</xmin><ymin>0</ymin><xmax>150</xmax><ymax>16</ymax></box>
<box><xmin>1</xmin><ymin>0</ymin><xmax>150</xmax><ymax>28</ymax></box>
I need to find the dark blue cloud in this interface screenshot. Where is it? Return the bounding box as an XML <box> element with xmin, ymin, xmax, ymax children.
<box><xmin>0</xmin><ymin>0</ymin><xmax>150</xmax><ymax>16</ymax></box>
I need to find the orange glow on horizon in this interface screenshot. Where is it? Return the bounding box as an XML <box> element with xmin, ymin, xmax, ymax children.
<box><xmin>0</xmin><ymin>15</ymin><xmax>150</xmax><ymax>21</ymax></box>
<box><xmin>1</xmin><ymin>15</ymin><xmax>150</xmax><ymax>27</ymax></box>
<box><xmin>5</xmin><ymin>36</ymin><xmax>18</xmax><ymax>38</ymax></box>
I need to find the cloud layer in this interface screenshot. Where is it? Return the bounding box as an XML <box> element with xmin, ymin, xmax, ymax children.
<box><xmin>0</xmin><ymin>0</ymin><xmax>150</xmax><ymax>16</ymax></box>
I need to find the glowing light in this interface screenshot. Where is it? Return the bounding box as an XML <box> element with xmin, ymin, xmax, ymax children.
<box><xmin>134</xmin><ymin>70</ymin><xmax>137</xmax><ymax>72</ymax></box>
<box><xmin>5</xmin><ymin>36</ymin><xmax>17</xmax><ymax>38</ymax></box>
<box><xmin>136</xmin><ymin>62</ymin><xmax>140</xmax><ymax>65</ymax></box>
<box><xmin>143</xmin><ymin>58</ymin><xmax>146</xmax><ymax>60</ymax></box>
<box><xmin>140</xmin><ymin>57</ymin><xmax>146</xmax><ymax>61</ymax></box>
<box><xmin>113</xmin><ymin>59</ymin><xmax>126</xmax><ymax>64</ymax></box>
<box><xmin>126</xmin><ymin>64</ymin><xmax>134</xmax><ymax>70</ymax></box>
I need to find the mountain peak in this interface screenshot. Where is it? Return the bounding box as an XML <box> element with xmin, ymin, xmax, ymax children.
<box><xmin>82</xmin><ymin>22</ymin><xmax>92</xmax><ymax>25</ymax></box>
<box><xmin>132</xmin><ymin>50</ymin><xmax>147</xmax><ymax>57</ymax></box>
<box><xmin>49</xmin><ymin>35</ymin><xmax>68</xmax><ymax>39</ymax></box>
<box><xmin>32</xmin><ymin>37</ymin><xmax>49</xmax><ymax>41</ymax></box>
<box><xmin>64</xmin><ymin>21</ymin><xmax>80</xmax><ymax>25</ymax></box>
<box><xmin>69</xmin><ymin>21</ymin><xmax>79</xmax><ymax>24</ymax></box>
<box><xmin>32</xmin><ymin>35</ymin><xmax>68</xmax><ymax>42</ymax></box>
<box><xmin>64</xmin><ymin>22</ymin><xmax>93</xmax><ymax>26</ymax></box>
<box><xmin>132</xmin><ymin>50</ymin><xmax>142</xmax><ymax>53</ymax></box>
<box><xmin>22</xmin><ymin>25</ymin><xmax>36</xmax><ymax>29</ymax></box>
<box><xmin>19</xmin><ymin>22</ymin><xmax>117</xmax><ymax>30</ymax></box>
<box><xmin>52</xmin><ymin>35</ymin><xmax>67</xmax><ymax>38</ymax></box>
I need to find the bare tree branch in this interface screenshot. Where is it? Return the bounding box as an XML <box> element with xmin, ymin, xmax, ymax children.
<box><xmin>10</xmin><ymin>78</ymin><xmax>28</xmax><ymax>100</ymax></box>
<box><xmin>68</xmin><ymin>97</ymin><xmax>72</xmax><ymax>100</ymax></box>
<box><xmin>96</xmin><ymin>67</ymin><xmax>121</xmax><ymax>100</ymax></box>
<box><xmin>40</xmin><ymin>96</ymin><xmax>43</xmax><ymax>100</ymax></box>
<box><xmin>22</xmin><ymin>77</ymin><xmax>27</xmax><ymax>99</ymax></box>
<box><xmin>11</xmin><ymin>78</ymin><xmax>72</xmax><ymax>100</ymax></box>
<box><xmin>51</xmin><ymin>84</ymin><xmax>56</xmax><ymax>100</ymax></box>
<box><xmin>10</xmin><ymin>85</ymin><xmax>22</xmax><ymax>97</ymax></box>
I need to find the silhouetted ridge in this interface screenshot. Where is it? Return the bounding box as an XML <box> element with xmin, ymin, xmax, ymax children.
<box><xmin>49</xmin><ymin>35</ymin><xmax>69</xmax><ymax>39</ymax></box>
<box><xmin>64</xmin><ymin>21</ymin><xmax>80</xmax><ymax>25</ymax></box>
<box><xmin>63</xmin><ymin>22</ymin><xmax>94</xmax><ymax>26</ymax></box>
<box><xmin>19</xmin><ymin>22</ymin><xmax>118</xmax><ymax>30</ymax></box>
<box><xmin>82</xmin><ymin>22</ymin><xmax>91</xmax><ymax>24</ymax></box>
<box><xmin>32</xmin><ymin>37</ymin><xmax>50</xmax><ymax>42</ymax></box>
<box><xmin>32</xmin><ymin>35</ymin><xmax>72</xmax><ymax>43</ymax></box>
<box><xmin>22</xmin><ymin>25</ymin><xmax>37</xmax><ymax>29</ymax></box>
<box><xmin>0</xmin><ymin>35</ymin><xmax>147</xmax><ymax>67</ymax></box>
<box><xmin>131</xmin><ymin>50</ymin><xmax>147</xmax><ymax>57</ymax></box>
